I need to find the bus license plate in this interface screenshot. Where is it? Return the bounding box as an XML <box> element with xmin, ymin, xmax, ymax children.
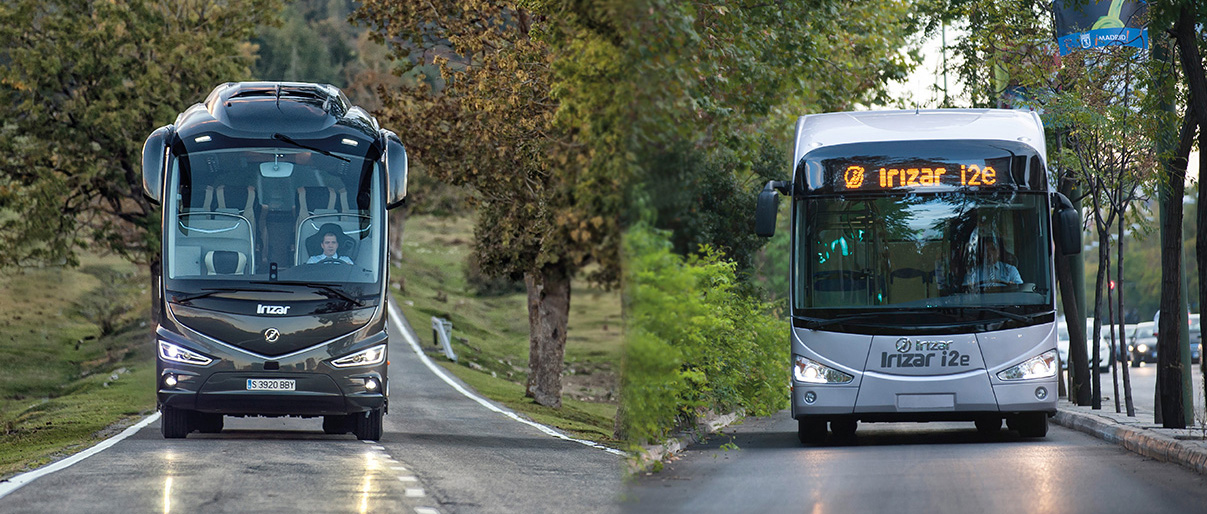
<box><xmin>246</xmin><ymin>379</ymin><xmax>295</xmax><ymax>391</ymax></box>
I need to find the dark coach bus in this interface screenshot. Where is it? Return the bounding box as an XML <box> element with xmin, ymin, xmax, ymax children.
<box><xmin>141</xmin><ymin>82</ymin><xmax>407</xmax><ymax>440</ymax></box>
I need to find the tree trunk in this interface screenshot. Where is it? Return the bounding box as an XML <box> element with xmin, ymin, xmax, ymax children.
<box><xmin>1057</xmin><ymin>179</ymin><xmax>1091</xmax><ymax>405</ymax></box>
<box><xmin>1106</xmin><ymin>256</ymin><xmax>1119</xmax><ymax>413</ymax></box>
<box><xmin>1156</xmin><ymin>112</ymin><xmax>1195</xmax><ymax>429</ymax></box>
<box><xmin>524</xmin><ymin>265</ymin><xmax>570</xmax><ymax>408</ymax></box>
<box><xmin>1172</xmin><ymin>1</ymin><xmax>1207</xmax><ymax>422</ymax></box>
<box><xmin>1118</xmin><ymin>212</ymin><xmax>1134</xmax><ymax>416</ymax></box>
<box><xmin>1091</xmin><ymin>226</ymin><xmax>1107</xmax><ymax>409</ymax></box>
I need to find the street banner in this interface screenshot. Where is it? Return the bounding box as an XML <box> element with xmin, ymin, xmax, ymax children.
<box><xmin>1054</xmin><ymin>0</ymin><xmax>1148</xmax><ymax>55</ymax></box>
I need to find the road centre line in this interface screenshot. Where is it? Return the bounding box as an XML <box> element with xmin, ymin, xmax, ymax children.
<box><xmin>0</xmin><ymin>412</ymin><xmax>161</xmax><ymax>500</ymax></box>
<box><xmin>387</xmin><ymin>300</ymin><xmax>626</xmax><ymax>456</ymax></box>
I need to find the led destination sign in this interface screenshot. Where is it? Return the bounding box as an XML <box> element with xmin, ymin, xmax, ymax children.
<box><xmin>801</xmin><ymin>140</ymin><xmax>1046</xmax><ymax>193</ymax></box>
<box><xmin>841</xmin><ymin>163</ymin><xmax>997</xmax><ymax>190</ymax></box>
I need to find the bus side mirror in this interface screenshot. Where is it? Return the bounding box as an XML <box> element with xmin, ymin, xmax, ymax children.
<box><xmin>382</xmin><ymin>130</ymin><xmax>408</xmax><ymax>210</ymax></box>
<box><xmin>755</xmin><ymin>180</ymin><xmax>791</xmax><ymax>237</ymax></box>
<box><xmin>141</xmin><ymin>125</ymin><xmax>173</xmax><ymax>205</ymax></box>
<box><xmin>1052</xmin><ymin>192</ymin><xmax>1081</xmax><ymax>256</ymax></box>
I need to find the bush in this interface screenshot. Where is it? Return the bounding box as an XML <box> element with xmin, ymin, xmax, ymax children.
<box><xmin>620</xmin><ymin>225</ymin><xmax>787</xmax><ymax>446</ymax></box>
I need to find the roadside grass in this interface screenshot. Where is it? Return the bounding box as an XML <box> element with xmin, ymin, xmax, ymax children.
<box><xmin>394</xmin><ymin>215</ymin><xmax>622</xmax><ymax>446</ymax></box>
<box><xmin>0</xmin><ymin>256</ymin><xmax>154</xmax><ymax>479</ymax></box>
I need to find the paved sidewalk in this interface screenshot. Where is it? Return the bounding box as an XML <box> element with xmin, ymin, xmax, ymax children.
<box><xmin>1054</xmin><ymin>399</ymin><xmax>1207</xmax><ymax>475</ymax></box>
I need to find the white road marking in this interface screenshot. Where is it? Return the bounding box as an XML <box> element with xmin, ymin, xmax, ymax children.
<box><xmin>388</xmin><ymin>300</ymin><xmax>626</xmax><ymax>456</ymax></box>
<box><xmin>398</xmin><ymin>476</ymin><xmax>419</xmax><ymax>482</ymax></box>
<box><xmin>391</xmin><ymin>466</ymin><xmax>409</xmax><ymax>472</ymax></box>
<box><xmin>0</xmin><ymin>412</ymin><xmax>162</xmax><ymax>500</ymax></box>
<box><xmin>415</xmin><ymin>507</ymin><xmax>440</xmax><ymax>514</ymax></box>
<box><xmin>405</xmin><ymin>488</ymin><xmax>425</xmax><ymax>497</ymax></box>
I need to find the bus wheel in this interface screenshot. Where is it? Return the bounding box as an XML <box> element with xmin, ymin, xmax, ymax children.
<box><xmin>797</xmin><ymin>418</ymin><xmax>827</xmax><ymax>444</ymax></box>
<box><xmin>974</xmin><ymin>416</ymin><xmax>1001</xmax><ymax>433</ymax></box>
<box><xmin>195</xmin><ymin>413</ymin><xmax>224</xmax><ymax>434</ymax></box>
<box><xmin>323</xmin><ymin>415</ymin><xmax>352</xmax><ymax>435</ymax></box>
<box><xmin>353</xmin><ymin>409</ymin><xmax>383</xmax><ymax>441</ymax></box>
<box><xmin>829</xmin><ymin>417</ymin><xmax>858</xmax><ymax>439</ymax></box>
<box><xmin>1014</xmin><ymin>412</ymin><xmax>1048</xmax><ymax>438</ymax></box>
<box><xmin>161</xmin><ymin>406</ymin><xmax>193</xmax><ymax>439</ymax></box>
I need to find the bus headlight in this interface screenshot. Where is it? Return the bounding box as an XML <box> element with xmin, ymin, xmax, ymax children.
<box><xmin>793</xmin><ymin>355</ymin><xmax>853</xmax><ymax>384</ymax></box>
<box><xmin>997</xmin><ymin>350</ymin><xmax>1058</xmax><ymax>381</ymax></box>
<box><xmin>331</xmin><ymin>345</ymin><xmax>386</xmax><ymax>368</ymax></box>
<box><xmin>158</xmin><ymin>341</ymin><xmax>213</xmax><ymax>366</ymax></box>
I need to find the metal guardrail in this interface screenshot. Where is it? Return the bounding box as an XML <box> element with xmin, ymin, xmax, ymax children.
<box><xmin>431</xmin><ymin>316</ymin><xmax>457</xmax><ymax>362</ymax></box>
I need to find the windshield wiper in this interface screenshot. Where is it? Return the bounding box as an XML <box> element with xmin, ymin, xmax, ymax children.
<box><xmin>272</xmin><ymin>133</ymin><xmax>350</xmax><ymax>163</ymax></box>
<box><xmin>962</xmin><ymin>307</ymin><xmax>1034</xmax><ymax>323</ymax></box>
<box><xmin>798</xmin><ymin>309</ymin><xmax>964</xmax><ymax>328</ymax></box>
<box><xmin>251</xmin><ymin>280</ymin><xmax>364</xmax><ymax>306</ymax></box>
<box><xmin>172</xmin><ymin>287</ymin><xmax>291</xmax><ymax>303</ymax></box>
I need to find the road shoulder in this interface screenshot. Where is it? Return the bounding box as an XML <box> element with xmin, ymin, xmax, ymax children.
<box><xmin>1054</xmin><ymin>399</ymin><xmax>1207</xmax><ymax>475</ymax></box>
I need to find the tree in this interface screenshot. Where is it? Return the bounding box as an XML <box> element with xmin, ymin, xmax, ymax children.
<box><xmin>356</xmin><ymin>0</ymin><xmax>632</xmax><ymax>408</ymax></box>
<box><xmin>1165</xmin><ymin>0</ymin><xmax>1207</xmax><ymax>424</ymax></box>
<box><xmin>0</xmin><ymin>0</ymin><xmax>282</xmax><ymax>271</ymax></box>
<box><xmin>1044</xmin><ymin>45</ymin><xmax>1161</xmax><ymax>415</ymax></box>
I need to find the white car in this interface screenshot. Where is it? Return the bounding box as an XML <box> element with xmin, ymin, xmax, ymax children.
<box><xmin>1057</xmin><ymin>317</ymin><xmax>1113</xmax><ymax>372</ymax></box>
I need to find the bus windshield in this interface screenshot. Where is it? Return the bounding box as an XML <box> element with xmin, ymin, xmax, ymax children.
<box><xmin>794</xmin><ymin>191</ymin><xmax>1053</xmax><ymax>315</ymax></box>
<box><xmin>163</xmin><ymin>141</ymin><xmax>383</xmax><ymax>295</ymax></box>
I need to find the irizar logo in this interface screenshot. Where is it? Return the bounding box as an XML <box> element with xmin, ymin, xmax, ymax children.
<box><xmin>257</xmin><ymin>304</ymin><xmax>290</xmax><ymax>315</ymax></box>
<box><xmin>881</xmin><ymin>338</ymin><xmax>968</xmax><ymax>368</ymax></box>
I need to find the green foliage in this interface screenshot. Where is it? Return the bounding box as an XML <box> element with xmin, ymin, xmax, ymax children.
<box><xmin>464</xmin><ymin>250</ymin><xmax>526</xmax><ymax>297</ymax></box>
<box><xmin>626</xmin><ymin>0</ymin><xmax>917</xmax><ymax>284</ymax></box>
<box><xmin>644</xmin><ymin>136</ymin><xmax>785</xmax><ymax>273</ymax></box>
<box><xmin>252</xmin><ymin>0</ymin><xmax>357</xmax><ymax>86</ymax></box>
<box><xmin>0</xmin><ymin>0</ymin><xmax>282</xmax><ymax>268</ymax></box>
<box><xmin>916</xmin><ymin>0</ymin><xmax>1054</xmax><ymax>107</ymax></box>
<box><xmin>620</xmin><ymin>225</ymin><xmax>786</xmax><ymax>445</ymax></box>
<box><xmin>627</xmin><ymin>0</ymin><xmax>918</xmax><ymax>156</ymax></box>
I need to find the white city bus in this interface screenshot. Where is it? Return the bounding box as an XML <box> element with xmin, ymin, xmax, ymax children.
<box><xmin>755</xmin><ymin>109</ymin><xmax>1081</xmax><ymax>443</ymax></box>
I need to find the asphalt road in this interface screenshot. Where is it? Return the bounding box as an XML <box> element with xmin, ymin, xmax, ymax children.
<box><xmin>0</xmin><ymin>301</ymin><xmax>621</xmax><ymax>513</ymax></box>
<box><xmin>622</xmin><ymin>415</ymin><xmax>1207</xmax><ymax>513</ymax></box>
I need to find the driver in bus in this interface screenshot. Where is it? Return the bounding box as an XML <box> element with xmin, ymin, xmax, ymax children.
<box><xmin>962</xmin><ymin>236</ymin><xmax>1021</xmax><ymax>288</ymax></box>
<box><xmin>307</xmin><ymin>229</ymin><xmax>354</xmax><ymax>265</ymax></box>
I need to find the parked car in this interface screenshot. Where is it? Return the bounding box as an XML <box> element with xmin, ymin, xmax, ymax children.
<box><xmin>1057</xmin><ymin>317</ymin><xmax>1113</xmax><ymax>372</ymax></box>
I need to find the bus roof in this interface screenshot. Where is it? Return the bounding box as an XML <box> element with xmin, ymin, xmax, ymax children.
<box><xmin>792</xmin><ymin>109</ymin><xmax>1046</xmax><ymax>167</ymax></box>
<box><xmin>172</xmin><ymin>81</ymin><xmax>380</xmax><ymax>143</ymax></box>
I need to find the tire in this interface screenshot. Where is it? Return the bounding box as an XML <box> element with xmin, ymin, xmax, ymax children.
<box><xmin>195</xmin><ymin>413</ymin><xmax>224</xmax><ymax>434</ymax></box>
<box><xmin>323</xmin><ymin>415</ymin><xmax>352</xmax><ymax>435</ymax></box>
<box><xmin>974</xmin><ymin>416</ymin><xmax>1001</xmax><ymax>433</ymax></box>
<box><xmin>1014</xmin><ymin>412</ymin><xmax>1048</xmax><ymax>438</ymax></box>
<box><xmin>829</xmin><ymin>417</ymin><xmax>858</xmax><ymax>439</ymax></box>
<box><xmin>353</xmin><ymin>409</ymin><xmax>383</xmax><ymax>441</ymax></box>
<box><xmin>161</xmin><ymin>406</ymin><xmax>193</xmax><ymax>439</ymax></box>
<box><xmin>797</xmin><ymin>418</ymin><xmax>827</xmax><ymax>445</ymax></box>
